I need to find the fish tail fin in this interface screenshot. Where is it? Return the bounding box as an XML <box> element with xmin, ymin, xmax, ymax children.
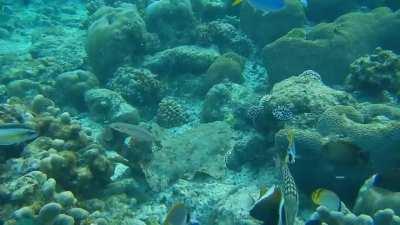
<box><xmin>232</xmin><ymin>0</ymin><xmax>242</xmax><ymax>6</ymax></box>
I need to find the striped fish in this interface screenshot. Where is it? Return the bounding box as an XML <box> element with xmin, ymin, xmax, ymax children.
<box><xmin>275</xmin><ymin>155</ymin><xmax>299</xmax><ymax>225</ymax></box>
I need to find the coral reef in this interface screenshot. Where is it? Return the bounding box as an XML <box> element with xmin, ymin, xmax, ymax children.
<box><xmin>263</xmin><ymin>8</ymin><xmax>400</xmax><ymax>84</ymax></box>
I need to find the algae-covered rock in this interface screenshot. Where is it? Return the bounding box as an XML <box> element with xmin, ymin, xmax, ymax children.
<box><xmin>200</xmin><ymin>82</ymin><xmax>255</xmax><ymax>124</ymax></box>
<box><xmin>145</xmin><ymin>0</ymin><xmax>195</xmax><ymax>46</ymax></box>
<box><xmin>85</xmin><ymin>88</ymin><xmax>141</xmax><ymax>123</ymax></box>
<box><xmin>143</xmin><ymin>121</ymin><xmax>233</xmax><ymax>191</ymax></box>
<box><xmin>86</xmin><ymin>4</ymin><xmax>148</xmax><ymax>81</ymax></box>
<box><xmin>263</xmin><ymin>8</ymin><xmax>400</xmax><ymax>85</ymax></box>
<box><xmin>345</xmin><ymin>47</ymin><xmax>400</xmax><ymax>96</ymax></box>
<box><xmin>55</xmin><ymin>70</ymin><xmax>99</xmax><ymax>108</ymax></box>
<box><xmin>143</xmin><ymin>45</ymin><xmax>219</xmax><ymax>75</ymax></box>
<box><xmin>240</xmin><ymin>0</ymin><xmax>306</xmax><ymax>46</ymax></box>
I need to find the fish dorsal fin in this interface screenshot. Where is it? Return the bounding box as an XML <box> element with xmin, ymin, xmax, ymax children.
<box><xmin>232</xmin><ymin>0</ymin><xmax>243</xmax><ymax>6</ymax></box>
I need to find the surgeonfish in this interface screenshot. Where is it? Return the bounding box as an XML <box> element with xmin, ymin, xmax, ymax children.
<box><xmin>109</xmin><ymin>122</ymin><xmax>155</xmax><ymax>143</ymax></box>
<box><xmin>286</xmin><ymin>129</ymin><xmax>296</xmax><ymax>164</ymax></box>
<box><xmin>371</xmin><ymin>169</ymin><xmax>400</xmax><ymax>192</ymax></box>
<box><xmin>163</xmin><ymin>203</ymin><xmax>199</xmax><ymax>225</ymax></box>
<box><xmin>232</xmin><ymin>0</ymin><xmax>308</xmax><ymax>12</ymax></box>
<box><xmin>232</xmin><ymin>0</ymin><xmax>285</xmax><ymax>12</ymax></box>
<box><xmin>0</xmin><ymin>123</ymin><xmax>38</xmax><ymax>146</ymax></box>
<box><xmin>275</xmin><ymin>155</ymin><xmax>299</xmax><ymax>225</ymax></box>
<box><xmin>250</xmin><ymin>185</ymin><xmax>285</xmax><ymax>225</ymax></box>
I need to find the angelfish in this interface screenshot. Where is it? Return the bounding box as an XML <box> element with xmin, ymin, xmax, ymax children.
<box><xmin>163</xmin><ymin>203</ymin><xmax>199</xmax><ymax>225</ymax></box>
<box><xmin>0</xmin><ymin>123</ymin><xmax>38</xmax><ymax>146</ymax></box>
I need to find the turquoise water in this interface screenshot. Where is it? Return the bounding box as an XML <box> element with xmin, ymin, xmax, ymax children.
<box><xmin>0</xmin><ymin>0</ymin><xmax>400</xmax><ymax>225</ymax></box>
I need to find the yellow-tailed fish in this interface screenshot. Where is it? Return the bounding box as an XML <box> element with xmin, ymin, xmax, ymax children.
<box><xmin>275</xmin><ymin>155</ymin><xmax>299</xmax><ymax>225</ymax></box>
<box><xmin>163</xmin><ymin>203</ymin><xmax>190</xmax><ymax>225</ymax></box>
<box><xmin>0</xmin><ymin>123</ymin><xmax>38</xmax><ymax>146</ymax></box>
<box><xmin>286</xmin><ymin>129</ymin><xmax>296</xmax><ymax>164</ymax></box>
<box><xmin>250</xmin><ymin>185</ymin><xmax>285</xmax><ymax>225</ymax></box>
<box><xmin>311</xmin><ymin>188</ymin><xmax>341</xmax><ymax>211</ymax></box>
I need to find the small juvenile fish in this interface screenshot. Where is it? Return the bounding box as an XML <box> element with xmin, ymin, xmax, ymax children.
<box><xmin>286</xmin><ymin>129</ymin><xmax>296</xmax><ymax>164</ymax></box>
<box><xmin>109</xmin><ymin>122</ymin><xmax>155</xmax><ymax>143</ymax></box>
<box><xmin>0</xmin><ymin>123</ymin><xmax>38</xmax><ymax>146</ymax></box>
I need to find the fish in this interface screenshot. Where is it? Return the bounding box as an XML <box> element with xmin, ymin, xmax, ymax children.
<box><xmin>275</xmin><ymin>155</ymin><xmax>299</xmax><ymax>225</ymax></box>
<box><xmin>163</xmin><ymin>203</ymin><xmax>191</xmax><ymax>225</ymax></box>
<box><xmin>250</xmin><ymin>185</ymin><xmax>285</xmax><ymax>225</ymax></box>
<box><xmin>232</xmin><ymin>0</ymin><xmax>308</xmax><ymax>13</ymax></box>
<box><xmin>109</xmin><ymin>122</ymin><xmax>155</xmax><ymax>143</ymax></box>
<box><xmin>0</xmin><ymin>123</ymin><xmax>38</xmax><ymax>146</ymax></box>
<box><xmin>371</xmin><ymin>169</ymin><xmax>400</xmax><ymax>192</ymax></box>
<box><xmin>286</xmin><ymin>129</ymin><xmax>296</xmax><ymax>164</ymax></box>
<box><xmin>311</xmin><ymin>188</ymin><xmax>341</xmax><ymax>211</ymax></box>
<box><xmin>321</xmin><ymin>138</ymin><xmax>369</xmax><ymax>166</ymax></box>
<box><xmin>232</xmin><ymin>0</ymin><xmax>286</xmax><ymax>12</ymax></box>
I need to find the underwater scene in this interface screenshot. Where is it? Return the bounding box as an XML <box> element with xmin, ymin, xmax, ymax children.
<box><xmin>1</xmin><ymin>0</ymin><xmax>400</xmax><ymax>224</ymax></box>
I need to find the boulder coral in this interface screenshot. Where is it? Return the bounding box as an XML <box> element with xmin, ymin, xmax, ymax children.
<box><xmin>239</xmin><ymin>0</ymin><xmax>306</xmax><ymax>47</ymax></box>
<box><xmin>55</xmin><ymin>70</ymin><xmax>99</xmax><ymax>108</ymax></box>
<box><xmin>85</xmin><ymin>88</ymin><xmax>141</xmax><ymax>124</ymax></box>
<box><xmin>143</xmin><ymin>45</ymin><xmax>219</xmax><ymax>76</ymax></box>
<box><xmin>145</xmin><ymin>0</ymin><xmax>195</xmax><ymax>46</ymax></box>
<box><xmin>156</xmin><ymin>98</ymin><xmax>188</xmax><ymax>128</ymax></box>
<box><xmin>86</xmin><ymin>4</ymin><xmax>148</xmax><ymax>81</ymax></box>
<box><xmin>263</xmin><ymin>8</ymin><xmax>400</xmax><ymax>85</ymax></box>
<box><xmin>107</xmin><ymin>66</ymin><xmax>162</xmax><ymax>106</ymax></box>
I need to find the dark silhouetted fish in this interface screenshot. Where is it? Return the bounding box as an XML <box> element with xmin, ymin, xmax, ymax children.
<box><xmin>109</xmin><ymin>122</ymin><xmax>155</xmax><ymax>143</ymax></box>
<box><xmin>0</xmin><ymin>123</ymin><xmax>38</xmax><ymax>146</ymax></box>
<box><xmin>321</xmin><ymin>138</ymin><xmax>369</xmax><ymax>166</ymax></box>
<box><xmin>250</xmin><ymin>185</ymin><xmax>284</xmax><ymax>225</ymax></box>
